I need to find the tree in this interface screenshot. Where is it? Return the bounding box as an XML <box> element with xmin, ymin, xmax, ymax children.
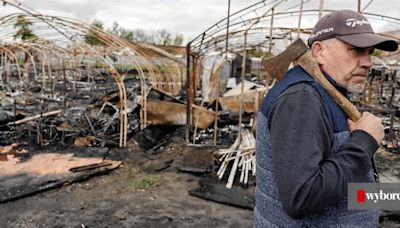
<box><xmin>86</xmin><ymin>21</ymin><xmax>185</xmax><ymax>46</ymax></box>
<box><xmin>173</xmin><ymin>34</ymin><xmax>184</xmax><ymax>46</ymax></box>
<box><xmin>84</xmin><ymin>19</ymin><xmax>106</xmax><ymax>46</ymax></box>
<box><xmin>107</xmin><ymin>22</ymin><xmax>133</xmax><ymax>41</ymax></box>
<box><xmin>108</xmin><ymin>21</ymin><xmax>120</xmax><ymax>36</ymax></box>
<box><xmin>156</xmin><ymin>29</ymin><xmax>172</xmax><ymax>46</ymax></box>
<box><xmin>13</xmin><ymin>15</ymin><xmax>37</xmax><ymax>41</ymax></box>
<box><xmin>131</xmin><ymin>29</ymin><xmax>151</xmax><ymax>43</ymax></box>
<box><xmin>119</xmin><ymin>28</ymin><xmax>134</xmax><ymax>41</ymax></box>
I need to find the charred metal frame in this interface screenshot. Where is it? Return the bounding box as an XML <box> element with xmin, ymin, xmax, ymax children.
<box><xmin>0</xmin><ymin>0</ymin><xmax>185</xmax><ymax>147</ymax></box>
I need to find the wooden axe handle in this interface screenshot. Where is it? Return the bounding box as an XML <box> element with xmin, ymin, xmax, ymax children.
<box><xmin>296</xmin><ymin>51</ymin><xmax>362</xmax><ymax>122</ymax></box>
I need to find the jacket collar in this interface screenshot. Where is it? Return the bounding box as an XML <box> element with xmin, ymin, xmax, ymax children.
<box><xmin>322</xmin><ymin>71</ymin><xmax>348</xmax><ymax>96</ymax></box>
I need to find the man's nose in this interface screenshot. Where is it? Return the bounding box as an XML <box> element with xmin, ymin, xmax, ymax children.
<box><xmin>360</xmin><ymin>53</ymin><xmax>373</xmax><ymax>69</ymax></box>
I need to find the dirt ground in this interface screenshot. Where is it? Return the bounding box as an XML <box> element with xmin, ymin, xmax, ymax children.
<box><xmin>0</xmin><ymin>131</ymin><xmax>399</xmax><ymax>228</ymax></box>
<box><xmin>0</xmin><ymin>135</ymin><xmax>254</xmax><ymax>228</ymax></box>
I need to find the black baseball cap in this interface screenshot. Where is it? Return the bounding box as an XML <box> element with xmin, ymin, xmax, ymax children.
<box><xmin>308</xmin><ymin>10</ymin><xmax>398</xmax><ymax>51</ymax></box>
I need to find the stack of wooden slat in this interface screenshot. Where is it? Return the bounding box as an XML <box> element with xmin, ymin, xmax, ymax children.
<box><xmin>215</xmin><ymin>129</ymin><xmax>256</xmax><ymax>188</ymax></box>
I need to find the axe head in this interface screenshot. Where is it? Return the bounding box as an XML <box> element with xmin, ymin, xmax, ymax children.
<box><xmin>261</xmin><ymin>39</ymin><xmax>309</xmax><ymax>80</ymax></box>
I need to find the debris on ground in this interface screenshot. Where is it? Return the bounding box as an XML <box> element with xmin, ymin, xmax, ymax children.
<box><xmin>0</xmin><ymin>152</ymin><xmax>121</xmax><ymax>202</ymax></box>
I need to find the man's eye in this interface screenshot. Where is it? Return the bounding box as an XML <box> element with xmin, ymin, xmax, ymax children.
<box><xmin>369</xmin><ymin>48</ymin><xmax>375</xmax><ymax>55</ymax></box>
<box><xmin>349</xmin><ymin>47</ymin><xmax>370</xmax><ymax>55</ymax></box>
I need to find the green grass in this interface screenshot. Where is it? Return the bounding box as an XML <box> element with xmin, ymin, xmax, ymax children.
<box><xmin>129</xmin><ymin>175</ymin><xmax>162</xmax><ymax>191</ymax></box>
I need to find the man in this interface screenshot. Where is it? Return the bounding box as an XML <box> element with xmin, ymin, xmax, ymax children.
<box><xmin>254</xmin><ymin>10</ymin><xmax>398</xmax><ymax>227</ymax></box>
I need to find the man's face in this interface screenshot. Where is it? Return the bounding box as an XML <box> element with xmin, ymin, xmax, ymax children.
<box><xmin>312</xmin><ymin>38</ymin><xmax>374</xmax><ymax>93</ymax></box>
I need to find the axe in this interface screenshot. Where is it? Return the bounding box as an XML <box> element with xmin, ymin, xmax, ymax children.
<box><xmin>261</xmin><ymin>39</ymin><xmax>361</xmax><ymax>121</ymax></box>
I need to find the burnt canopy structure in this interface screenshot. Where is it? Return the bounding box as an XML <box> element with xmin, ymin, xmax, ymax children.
<box><xmin>0</xmin><ymin>0</ymin><xmax>185</xmax><ymax>147</ymax></box>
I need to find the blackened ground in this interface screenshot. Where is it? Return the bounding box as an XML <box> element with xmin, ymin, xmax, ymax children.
<box><xmin>0</xmin><ymin>132</ymin><xmax>399</xmax><ymax>227</ymax></box>
<box><xmin>0</xmin><ymin>135</ymin><xmax>253</xmax><ymax>228</ymax></box>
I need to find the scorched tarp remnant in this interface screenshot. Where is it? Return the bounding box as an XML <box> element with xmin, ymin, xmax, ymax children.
<box><xmin>0</xmin><ymin>152</ymin><xmax>121</xmax><ymax>202</ymax></box>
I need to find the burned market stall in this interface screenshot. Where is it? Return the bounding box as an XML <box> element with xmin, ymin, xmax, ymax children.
<box><xmin>0</xmin><ymin>0</ymin><xmax>188</xmax><ymax>202</ymax></box>
<box><xmin>0</xmin><ymin>0</ymin><xmax>185</xmax><ymax>149</ymax></box>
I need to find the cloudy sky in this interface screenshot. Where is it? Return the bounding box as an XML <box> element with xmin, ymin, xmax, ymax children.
<box><xmin>2</xmin><ymin>0</ymin><xmax>399</xmax><ymax>42</ymax></box>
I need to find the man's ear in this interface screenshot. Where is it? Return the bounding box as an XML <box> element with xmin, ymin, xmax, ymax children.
<box><xmin>310</xmin><ymin>41</ymin><xmax>325</xmax><ymax>65</ymax></box>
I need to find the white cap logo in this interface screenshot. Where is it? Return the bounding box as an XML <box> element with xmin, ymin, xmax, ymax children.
<box><xmin>346</xmin><ymin>18</ymin><xmax>369</xmax><ymax>28</ymax></box>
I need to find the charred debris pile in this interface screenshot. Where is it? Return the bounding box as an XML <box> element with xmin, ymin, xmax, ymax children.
<box><xmin>351</xmin><ymin>64</ymin><xmax>400</xmax><ymax>152</ymax></box>
<box><xmin>0</xmin><ymin>3</ymin><xmax>186</xmax><ymax>150</ymax></box>
<box><xmin>0</xmin><ymin>64</ymin><xmax>141</xmax><ymax>148</ymax></box>
<box><xmin>0</xmin><ymin>52</ymin><xmax>264</xmax><ymax>149</ymax></box>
